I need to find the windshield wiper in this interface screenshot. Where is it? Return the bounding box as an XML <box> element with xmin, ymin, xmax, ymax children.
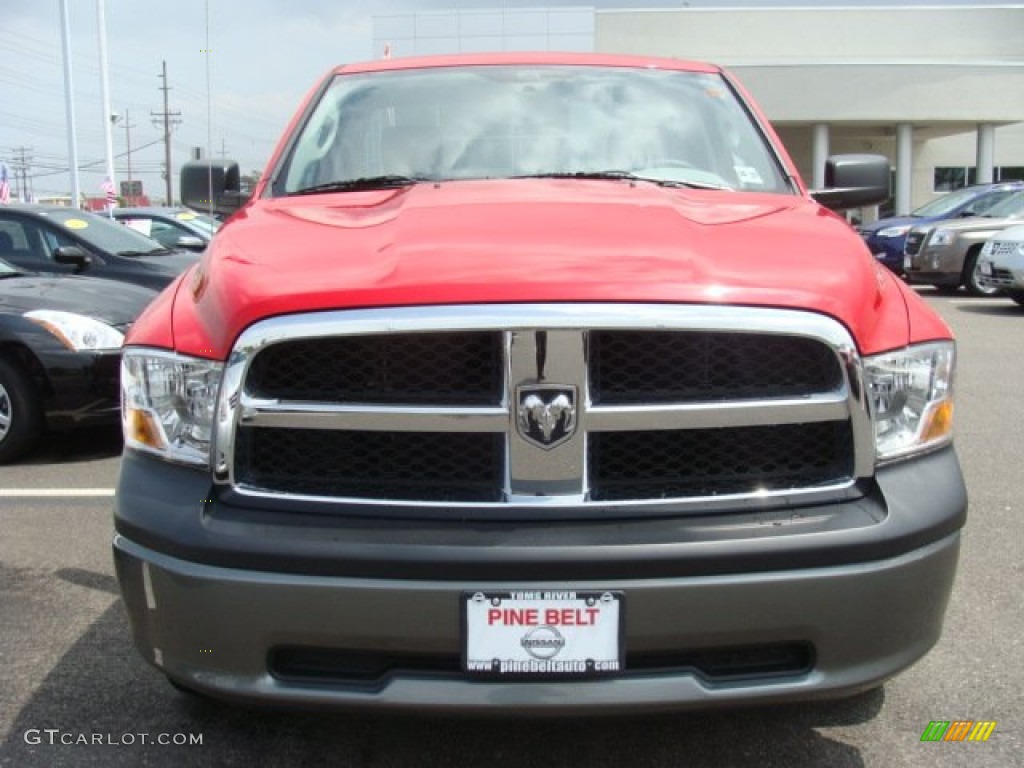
<box><xmin>289</xmin><ymin>175</ymin><xmax>430</xmax><ymax>196</ymax></box>
<box><xmin>653</xmin><ymin>178</ymin><xmax>733</xmax><ymax>191</ymax></box>
<box><xmin>117</xmin><ymin>248</ymin><xmax>172</xmax><ymax>257</ymax></box>
<box><xmin>512</xmin><ymin>171</ymin><xmax>730</xmax><ymax>191</ymax></box>
<box><xmin>513</xmin><ymin>171</ymin><xmax>639</xmax><ymax>182</ymax></box>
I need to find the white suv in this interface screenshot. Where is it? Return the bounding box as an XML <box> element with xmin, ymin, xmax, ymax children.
<box><xmin>977</xmin><ymin>223</ymin><xmax>1024</xmax><ymax>306</ymax></box>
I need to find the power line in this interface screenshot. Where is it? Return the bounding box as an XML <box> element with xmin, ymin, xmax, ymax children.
<box><xmin>26</xmin><ymin>137</ymin><xmax>165</xmax><ymax>179</ymax></box>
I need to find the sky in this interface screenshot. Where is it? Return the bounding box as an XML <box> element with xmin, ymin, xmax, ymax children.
<box><xmin>0</xmin><ymin>0</ymin><xmax>1009</xmax><ymax>202</ymax></box>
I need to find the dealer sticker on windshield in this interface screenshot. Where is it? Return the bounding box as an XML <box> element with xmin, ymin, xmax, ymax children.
<box><xmin>463</xmin><ymin>591</ymin><xmax>623</xmax><ymax>677</ymax></box>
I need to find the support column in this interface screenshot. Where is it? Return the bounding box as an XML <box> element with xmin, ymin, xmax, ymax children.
<box><xmin>812</xmin><ymin>123</ymin><xmax>829</xmax><ymax>189</ymax></box>
<box><xmin>895</xmin><ymin>123</ymin><xmax>913</xmax><ymax>216</ymax></box>
<box><xmin>976</xmin><ymin>124</ymin><xmax>996</xmax><ymax>184</ymax></box>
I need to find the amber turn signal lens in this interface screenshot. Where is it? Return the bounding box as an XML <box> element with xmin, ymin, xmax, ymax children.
<box><xmin>921</xmin><ymin>400</ymin><xmax>954</xmax><ymax>443</ymax></box>
<box><xmin>125</xmin><ymin>409</ymin><xmax>165</xmax><ymax>451</ymax></box>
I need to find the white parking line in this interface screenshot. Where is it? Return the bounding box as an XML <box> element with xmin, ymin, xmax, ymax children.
<box><xmin>948</xmin><ymin>299</ymin><xmax>1011</xmax><ymax>306</ymax></box>
<box><xmin>0</xmin><ymin>489</ymin><xmax>115</xmax><ymax>497</ymax></box>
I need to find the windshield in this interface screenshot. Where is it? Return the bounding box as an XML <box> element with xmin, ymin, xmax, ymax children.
<box><xmin>279</xmin><ymin>65</ymin><xmax>790</xmax><ymax>195</ymax></box>
<box><xmin>981</xmin><ymin>190</ymin><xmax>1024</xmax><ymax>218</ymax></box>
<box><xmin>912</xmin><ymin>187</ymin><xmax>982</xmax><ymax>218</ymax></box>
<box><xmin>173</xmin><ymin>210</ymin><xmax>220</xmax><ymax>235</ymax></box>
<box><xmin>44</xmin><ymin>209</ymin><xmax>169</xmax><ymax>255</ymax></box>
<box><xmin>912</xmin><ymin>187</ymin><xmax>1018</xmax><ymax>218</ymax></box>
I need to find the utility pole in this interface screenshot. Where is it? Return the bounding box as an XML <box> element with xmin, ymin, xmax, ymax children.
<box><xmin>218</xmin><ymin>138</ymin><xmax>228</xmax><ymax>159</ymax></box>
<box><xmin>152</xmin><ymin>60</ymin><xmax>182</xmax><ymax>205</ymax></box>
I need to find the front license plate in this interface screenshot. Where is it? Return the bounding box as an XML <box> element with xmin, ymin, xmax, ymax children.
<box><xmin>463</xmin><ymin>590</ymin><xmax>624</xmax><ymax>677</ymax></box>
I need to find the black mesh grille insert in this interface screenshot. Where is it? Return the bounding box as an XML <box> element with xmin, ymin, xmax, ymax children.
<box><xmin>589</xmin><ymin>331</ymin><xmax>842</xmax><ymax>404</ymax></box>
<box><xmin>246</xmin><ymin>332</ymin><xmax>502</xmax><ymax>405</ymax></box>
<box><xmin>589</xmin><ymin>422</ymin><xmax>854</xmax><ymax>501</ymax></box>
<box><xmin>234</xmin><ymin>428</ymin><xmax>504</xmax><ymax>502</ymax></box>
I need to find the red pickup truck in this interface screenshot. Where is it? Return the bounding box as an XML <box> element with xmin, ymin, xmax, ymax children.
<box><xmin>114</xmin><ymin>52</ymin><xmax>965</xmax><ymax>712</ymax></box>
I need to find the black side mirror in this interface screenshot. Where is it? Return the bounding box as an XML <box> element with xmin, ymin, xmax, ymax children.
<box><xmin>181</xmin><ymin>161</ymin><xmax>246</xmax><ymax>217</ymax></box>
<box><xmin>53</xmin><ymin>245</ymin><xmax>93</xmax><ymax>272</ymax></box>
<box><xmin>811</xmin><ymin>154</ymin><xmax>891</xmax><ymax>211</ymax></box>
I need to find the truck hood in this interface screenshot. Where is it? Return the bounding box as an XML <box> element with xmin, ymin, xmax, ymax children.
<box><xmin>163</xmin><ymin>179</ymin><xmax>913</xmax><ymax>357</ymax></box>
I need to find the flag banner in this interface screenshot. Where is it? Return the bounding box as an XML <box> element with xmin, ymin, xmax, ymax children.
<box><xmin>0</xmin><ymin>163</ymin><xmax>10</xmax><ymax>205</ymax></box>
<box><xmin>102</xmin><ymin>176</ymin><xmax>117</xmax><ymax>208</ymax></box>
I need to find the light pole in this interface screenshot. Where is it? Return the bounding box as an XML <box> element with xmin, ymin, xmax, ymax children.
<box><xmin>111</xmin><ymin>110</ymin><xmax>134</xmax><ymax>204</ymax></box>
<box><xmin>59</xmin><ymin>0</ymin><xmax>81</xmax><ymax>208</ymax></box>
<box><xmin>97</xmin><ymin>0</ymin><xmax>116</xmax><ymax>213</ymax></box>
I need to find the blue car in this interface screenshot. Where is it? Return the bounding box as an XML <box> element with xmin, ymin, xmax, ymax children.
<box><xmin>859</xmin><ymin>181</ymin><xmax>1024</xmax><ymax>274</ymax></box>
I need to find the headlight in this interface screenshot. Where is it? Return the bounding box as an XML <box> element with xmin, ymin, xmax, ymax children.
<box><xmin>24</xmin><ymin>310</ymin><xmax>124</xmax><ymax>351</ymax></box>
<box><xmin>121</xmin><ymin>348</ymin><xmax>223</xmax><ymax>466</ymax></box>
<box><xmin>877</xmin><ymin>225</ymin><xmax>910</xmax><ymax>238</ymax></box>
<box><xmin>865</xmin><ymin>341</ymin><xmax>955</xmax><ymax>463</ymax></box>
<box><xmin>929</xmin><ymin>229</ymin><xmax>955</xmax><ymax>247</ymax></box>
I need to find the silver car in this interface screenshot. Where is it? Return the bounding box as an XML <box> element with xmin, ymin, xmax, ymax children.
<box><xmin>977</xmin><ymin>223</ymin><xmax>1024</xmax><ymax>305</ymax></box>
<box><xmin>904</xmin><ymin>190</ymin><xmax>1024</xmax><ymax>296</ymax></box>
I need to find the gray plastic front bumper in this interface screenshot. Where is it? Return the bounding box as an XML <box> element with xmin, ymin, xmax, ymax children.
<box><xmin>114</xmin><ymin>531</ymin><xmax>959</xmax><ymax>713</ymax></box>
<box><xmin>113</xmin><ymin>446</ymin><xmax>966</xmax><ymax>713</ymax></box>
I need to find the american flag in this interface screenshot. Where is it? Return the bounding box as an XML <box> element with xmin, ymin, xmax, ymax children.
<box><xmin>101</xmin><ymin>176</ymin><xmax>117</xmax><ymax>208</ymax></box>
<box><xmin>0</xmin><ymin>163</ymin><xmax>10</xmax><ymax>205</ymax></box>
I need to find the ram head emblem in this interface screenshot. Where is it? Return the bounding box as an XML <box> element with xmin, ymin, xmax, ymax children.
<box><xmin>516</xmin><ymin>385</ymin><xmax>577</xmax><ymax>449</ymax></box>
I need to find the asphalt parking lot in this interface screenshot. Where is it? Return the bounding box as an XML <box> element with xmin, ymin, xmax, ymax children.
<box><xmin>1</xmin><ymin>289</ymin><xmax>1021</xmax><ymax>767</ymax></box>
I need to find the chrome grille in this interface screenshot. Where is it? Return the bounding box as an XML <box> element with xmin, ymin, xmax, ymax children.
<box><xmin>904</xmin><ymin>231</ymin><xmax>926</xmax><ymax>256</ymax></box>
<box><xmin>217</xmin><ymin>305</ymin><xmax>872</xmax><ymax>517</ymax></box>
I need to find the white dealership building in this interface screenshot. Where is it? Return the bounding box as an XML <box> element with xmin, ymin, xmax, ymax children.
<box><xmin>374</xmin><ymin>2</ymin><xmax>1024</xmax><ymax>218</ymax></box>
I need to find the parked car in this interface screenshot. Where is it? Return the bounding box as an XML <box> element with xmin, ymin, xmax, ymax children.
<box><xmin>903</xmin><ymin>189</ymin><xmax>1024</xmax><ymax>296</ymax></box>
<box><xmin>977</xmin><ymin>223</ymin><xmax>1024</xmax><ymax>305</ymax></box>
<box><xmin>115</xmin><ymin>52</ymin><xmax>963</xmax><ymax>713</ymax></box>
<box><xmin>0</xmin><ymin>204</ymin><xmax>198</xmax><ymax>291</ymax></box>
<box><xmin>112</xmin><ymin>207</ymin><xmax>221</xmax><ymax>252</ymax></box>
<box><xmin>0</xmin><ymin>258</ymin><xmax>157</xmax><ymax>463</ymax></box>
<box><xmin>858</xmin><ymin>180</ymin><xmax>1024</xmax><ymax>275</ymax></box>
